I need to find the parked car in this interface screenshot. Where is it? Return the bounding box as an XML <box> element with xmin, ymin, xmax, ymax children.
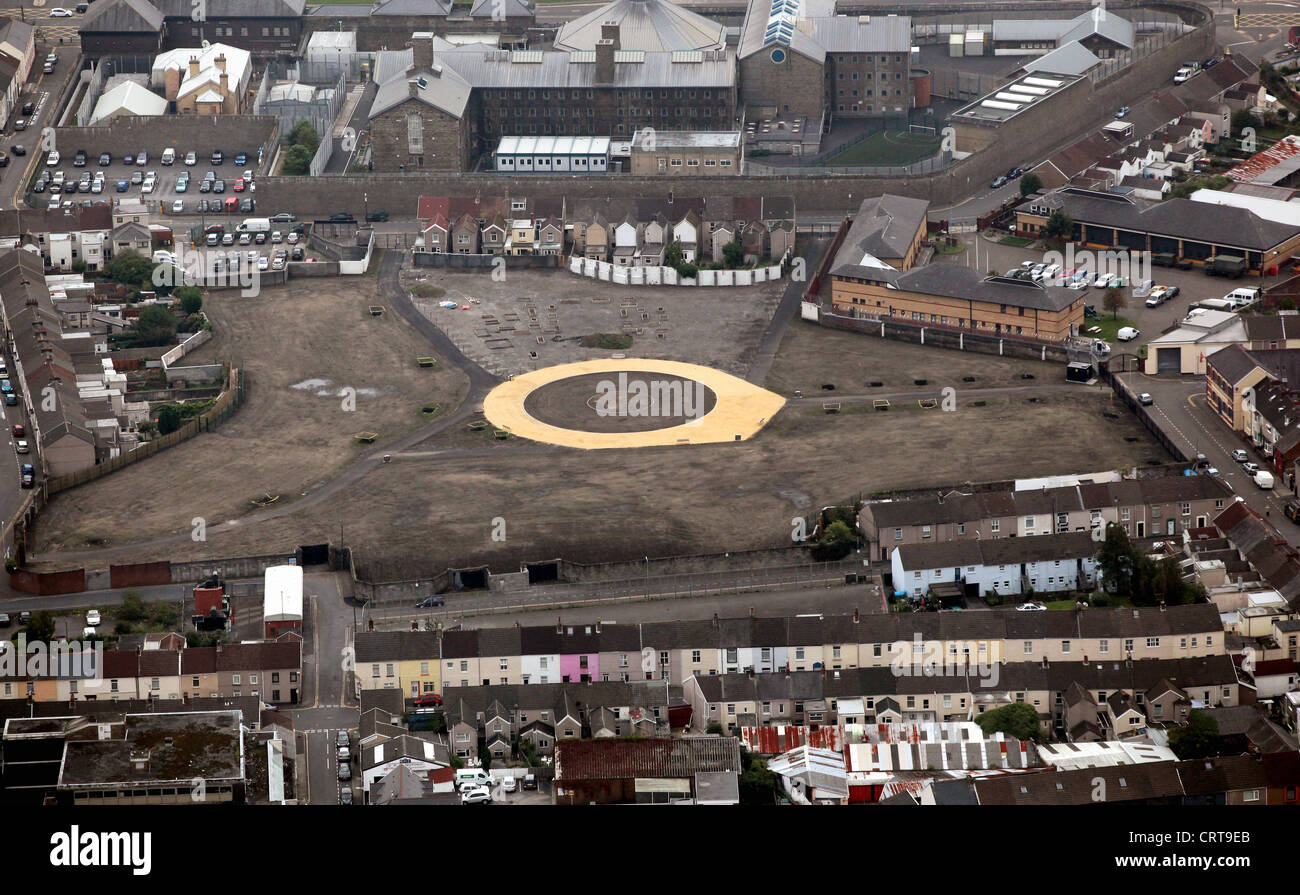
<box><xmin>1242</xmin><ymin>462</ymin><xmax>1260</xmax><ymax>475</ymax></box>
<box><xmin>337</xmin><ymin>730</ymin><xmax>350</xmax><ymax>749</ymax></box>
<box><xmin>234</xmin><ymin>152</ymin><xmax>247</xmax><ymax>166</ymax></box>
<box><xmin>1232</xmin><ymin>449</ymin><xmax>1249</xmax><ymax>463</ymax></box>
<box><xmin>211</xmin><ymin>150</ymin><xmax>224</xmax><ymax>165</ymax></box>
<box><xmin>1016</xmin><ymin>602</ymin><xmax>1047</xmax><ymax>611</ymax></box>
<box><xmin>1117</xmin><ymin>326</ymin><xmax>1140</xmax><ymax>341</ymax></box>
<box><xmin>185</xmin><ymin>150</ymin><xmax>197</xmax><ymax>166</ymax></box>
<box><xmin>21</xmin><ymin>101</ymin><xmax>34</xmax><ymax>116</ymax></box>
<box><xmin>11</xmin><ymin>118</ymin><xmax>24</xmax><ymax>131</ymax></box>
<box><xmin>233</xmin><ymin>178</ymin><xmax>245</xmax><ymax>192</ymax></box>
<box><xmin>1115</xmin><ymin>106</ymin><xmax>1130</xmax><ymax>118</ymax></box>
<box><xmin>49</xmin><ymin>8</ymin><xmax>75</xmax><ymax>16</ymax></box>
<box><xmin>329</xmin><ymin>212</ymin><xmax>355</xmax><ymax>223</ymax></box>
<box><xmin>338</xmin><ymin>762</ymin><xmax>352</xmax><ymax>781</ymax></box>
<box><xmin>13</xmin><ymin>424</ymin><xmax>25</xmax><ymax>438</ymax></box>
<box><xmin>213</xmin><ymin>180</ymin><xmax>225</xmax><ymax>193</ymax></box>
<box><xmin>131</xmin><ymin>170</ymin><xmax>143</xmax><ymax>184</ymax></box>
<box><xmin>136</xmin><ymin>151</ymin><xmax>147</xmax><ymax>166</ymax></box>
<box><xmin>522</xmin><ymin>774</ymin><xmax>538</xmax><ymax>790</ymax></box>
<box><xmin>412</xmin><ymin>693</ymin><xmax>443</xmax><ymax>707</ymax></box>
<box><xmin>270</xmin><ymin>212</ymin><xmax>295</xmax><ymax>223</ymax></box>
<box><xmin>85</xmin><ymin>609</ymin><xmax>100</xmax><ymax>626</ymax></box>
<box><xmin>18</xmin><ymin>611</ymin><xmax>29</xmax><ymax>624</ymax></box>
<box><xmin>336</xmin><ymin>744</ymin><xmax>350</xmax><ymax>762</ymax></box>
<box><xmin>1284</xmin><ymin>500</ymin><xmax>1300</xmax><ymax>523</ymax></box>
<box><xmin>339</xmin><ymin>788</ymin><xmax>353</xmax><ymax>805</ymax></box>
<box><xmin>287</xmin><ymin>231</ymin><xmax>299</xmax><ymax>245</ymax></box>
<box><xmin>502</xmin><ymin>776</ymin><xmax>518</xmax><ymax>793</ymax></box>
<box><xmin>115</xmin><ymin>180</ymin><xmax>128</xmax><ymax>192</ymax></box>
<box><xmin>172</xmin><ymin>199</ymin><xmax>185</xmax><ymax>214</ymax></box>
<box><xmin>460</xmin><ymin>785</ymin><xmax>491</xmax><ymax>804</ymax></box>
<box><xmin>991</xmin><ymin>175</ymin><xmax>1007</xmax><ymax>189</ymax></box>
<box><xmin>366</xmin><ymin>209</ymin><xmax>389</xmax><ymax>222</ymax></box>
<box><xmin>11</xmin><ymin>144</ymin><xmax>24</xmax><ymax>156</ymax></box>
<box><xmin>239</xmin><ymin>198</ymin><xmax>255</xmax><ymax>213</ymax></box>
<box><xmin>73</xmin><ymin>149</ymin><xmax>86</xmax><ymax>166</ymax></box>
<box><xmin>0</xmin><ymin>613</ymin><xmax>9</xmax><ymax>627</ymax></box>
<box><xmin>45</xmin><ymin>150</ymin><xmax>59</xmax><ymax>166</ymax></box>
<box><xmin>14</xmin><ymin>440</ymin><xmax>28</xmax><ymax>454</ymax></box>
<box><xmin>1138</xmin><ymin>393</ymin><xmax>1153</xmax><ymax>406</ymax></box>
<box><xmin>20</xmin><ymin>464</ymin><xmax>33</xmax><ymax>488</ymax></box>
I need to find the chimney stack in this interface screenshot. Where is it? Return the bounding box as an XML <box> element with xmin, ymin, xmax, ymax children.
<box><xmin>215</xmin><ymin>53</ymin><xmax>226</xmax><ymax>72</ymax></box>
<box><xmin>600</xmin><ymin>20</ymin><xmax>621</xmax><ymax>49</ymax></box>
<box><xmin>595</xmin><ymin>38</ymin><xmax>616</xmax><ymax>84</ymax></box>
<box><xmin>412</xmin><ymin>31</ymin><xmax>434</xmax><ymax>71</ymax></box>
<box><xmin>189</xmin><ymin>56</ymin><xmax>200</xmax><ymax>79</ymax></box>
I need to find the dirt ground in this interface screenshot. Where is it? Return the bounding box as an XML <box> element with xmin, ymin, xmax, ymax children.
<box><xmin>30</xmin><ymin>268</ymin><xmax>1168</xmax><ymax>573</ymax></box>
<box><xmin>764</xmin><ymin>321</ymin><xmax>1065</xmax><ymax>397</ymax></box>
<box><xmin>402</xmin><ymin>267</ymin><xmax>785</xmax><ymax>378</ymax></box>
<box><xmin>32</xmin><ymin>277</ymin><xmax>470</xmax><ymax>554</ymax></box>
<box><xmin>523</xmin><ymin>373</ymin><xmax>717</xmax><ymax>433</ymax></box>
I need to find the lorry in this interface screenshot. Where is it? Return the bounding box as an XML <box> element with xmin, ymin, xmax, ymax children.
<box><xmin>236</xmin><ymin>217</ymin><xmax>271</xmax><ymax>234</ymax></box>
<box><xmin>1206</xmin><ymin>254</ymin><xmax>1247</xmax><ymax>278</ymax></box>
<box><xmin>1254</xmin><ymin>470</ymin><xmax>1275</xmax><ymax>490</ymax></box>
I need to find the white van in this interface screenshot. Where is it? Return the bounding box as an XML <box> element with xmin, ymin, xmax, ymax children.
<box><xmin>1224</xmin><ymin>287</ymin><xmax>1259</xmax><ymax>308</ymax></box>
<box><xmin>1254</xmin><ymin>470</ymin><xmax>1275</xmax><ymax>490</ymax></box>
<box><xmin>1117</xmin><ymin>326</ymin><xmax>1140</xmax><ymax>342</ymax></box>
<box><xmin>161</xmin><ymin>148</ymin><xmax>176</xmax><ymax>166</ymax></box>
<box><xmin>454</xmin><ymin>768</ymin><xmax>491</xmax><ymax>790</ymax></box>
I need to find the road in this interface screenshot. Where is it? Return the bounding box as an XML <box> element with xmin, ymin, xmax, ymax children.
<box><xmin>1118</xmin><ymin>372</ymin><xmax>1300</xmax><ymax>549</ymax></box>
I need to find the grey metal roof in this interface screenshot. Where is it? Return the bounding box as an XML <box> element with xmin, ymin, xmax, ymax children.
<box><xmin>370</xmin><ymin>62</ymin><xmax>473</xmax><ymax>119</ymax></box>
<box><xmin>555</xmin><ymin>0</ymin><xmax>725</xmax><ymax>53</ymax></box>
<box><xmin>806</xmin><ymin>14</ymin><xmax>911</xmax><ymax>54</ymax></box>
<box><xmin>1022</xmin><ymin>40</ymin><xmax>1100</xmax><ymax>77</ymax></box>
<box><xmin>1059</xmin><ymin>7</ymin><xmax>1133</xmax><ymax>50</ymax></box>
<box><xmin>372</xmin><ymin>47</ymin><xmax>414</xmax><ymax>86</ymax></box>
<box><xmin>991</xmin><ymin>19</ymin><xmax>1068</xmax><ymax>42</ymax></box>
<box><xmin>419</xmin><ymin>44</ymin><xmax>735</xmax><ymax>91</ymax></box>
<box><xmin>371</xmin><ymin>0</ymin><xmax>450</xmax><ymax>15</ymax></box>
<box><xmin>154</xmin><ymin>0</ymin><xmax>304</xmax><ymax>16</ymax></box>
<box><xmin>81</xmin><ymin>0</ymin><xmax>164</xmax><ymax>33</ymax></box>
<box><xmin>469</xmin><ymin>0</ymin><xmax>535</xmax><ymax>17</ymax></box>
<box><xmin>848</xmin><ymin>263</ymin><xmax>1082</xmax><ymax>314</ymax></box>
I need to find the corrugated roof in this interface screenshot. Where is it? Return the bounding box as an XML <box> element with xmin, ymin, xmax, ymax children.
<box><xmin>555</xmin><ymin>0</ymin><xmax>725</xmax><ymax>53</ymax></box>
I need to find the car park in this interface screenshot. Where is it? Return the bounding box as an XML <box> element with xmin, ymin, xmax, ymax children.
<box><xmin>234</xmin><ymin>152</ymin><xmax>247</xmax><ymax>166</ymax></box>
<box><xmin>141</xmin><ymin>179</ymin><xmax>156</xmax><ymax>194</ymax></box>
<box><xmin>115</xmin><ymin>180</ymin><xmax>128</xmax><ymax>192</ymax></box>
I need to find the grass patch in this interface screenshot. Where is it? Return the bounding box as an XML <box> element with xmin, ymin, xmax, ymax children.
<box><xmin>1084</xmin><ymin>315</ymin><xmax>1138</xmax><ymax>344</ymax></box>
<box><xmin>998</xmin><ymin>236</ymin><xmax>1033</xmax><ymax>247</ymax></box>
<box><xmin>580</xmin><ymin>333</ymin><xmax>633</xmax><ymax>350</ymax></box>
<box><xmin>821</xmin><ymin>130</ymin><xmax>941</xmax><ymax>167</ymax></box>
<box><xmin>933</xmin><ymin>241</ymin><xmax>965</xmax><ymax>255</ymax></box>
<box><xmin>410</xmin><ymin>282</ymin><xmax>445</xmax><ymax>299</ymax></box>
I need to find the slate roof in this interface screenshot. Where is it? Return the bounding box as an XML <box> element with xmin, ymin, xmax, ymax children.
<box><xmin>833</xmin><ymin>194</ymin><xmax>928</xmax><ymax>267</ymax></box>
<box><xmin>1206</xmin><ymin>342</ymin><xmax>1266</xmax><ymax>385</ymax></box>
<box><xmin>863</xmin><ymin>264</ymin><xmax>1082</xmax><ymax>314</ymax></box>
<box><xmin>355</xmin><ymin>630</ymin><xmax>440</xmax><ymax>663</ymax></box>
<box><xmin>370</xmin><ymin>63</ymin><xmax>473</xmax><ymax>119</ymax></box>
<box><xmin>1050</xmin><ymin>187</ymin><xmax>1300</xmax><ymax>252</ymax></box>
<box><xmin>81</xmin><ymin>0</ymin><xmax>165</xmax><ymax>32</ymax></box>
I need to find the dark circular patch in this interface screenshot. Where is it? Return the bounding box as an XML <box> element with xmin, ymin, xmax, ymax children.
<box><xmin>524</xmin><ymin>372</ymin><xmax>717</xmax><ymax>433</ymax></box>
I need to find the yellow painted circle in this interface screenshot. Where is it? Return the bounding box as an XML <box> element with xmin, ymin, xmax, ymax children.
<box><xmin>482</xmin><ymin>359</ymin><xmax>786</xmax><ymax>449</ymax></box>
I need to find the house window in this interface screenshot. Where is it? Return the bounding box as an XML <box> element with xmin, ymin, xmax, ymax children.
<box><xmin>1146</xmin><ymin>637</ymin><xmax>1160</xmax><ymax>648</ymax></box>
<box><xmin>795</xmin><ymin>648</ymin><xmax>805</xmax><ymax>660</ymax></box>
<box><xmin>691</xmin><ymin>650</ymin><xmax>701</xmax><ymax>663</ymax></box>
<box><xmin>500</xmin><ymin>659</ymin><xmax>509</xmax><ymax>670</ymax></box>
<box><xmin>1124</xmin><ymin>639</ymin><xmax>1134</xmax><ymax>653</ymax></box>
<box><xmin>1099</xmin><ymin>640</ymin><xmax>1109</xmax><ymax>654</ymax></box>
<box><xmin>386</xmin><ymin>664</ymin><xmax>394</xmax><ymax>678</ymax></box>
<box><xmin>1243</xmin><ymin>790</ymin><xmax>1260</xmax><ymax>802</ymax></box>
<box><xmin>990</xmin><ymin>520</ymin><xmax>1000</xmax><ymax>532</ymax></box>
<box><xmin>894</xmin><ymin>528</ymin><xmax>902</xmax><ymax>540</ymax></box>
<box><xmin>1024</xmin><ymin>641</ymin><xmax>1033</xmax><ymax>655</ymax></box>
<box><xmin>1061</xmin><ymin>641</ymin><xmax>1071</xmax><ymax>654</ymax></box>
<box><xmin>921</xmin><ymin>525</ymin><xmax>932</xmax><ymax>539</ymax></box>
<box><xmin>232</xmin><ymin>674</ymin><xmax>241</xmax><ymax>686</ymax></box>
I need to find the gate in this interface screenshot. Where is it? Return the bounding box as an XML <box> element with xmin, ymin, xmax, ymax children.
<box><xmin>298</xmin><ymin>543</ymin><xmax>330</xmax><ymax>565</ymax></box>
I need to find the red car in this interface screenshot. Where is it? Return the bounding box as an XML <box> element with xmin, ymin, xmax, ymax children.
<box><xmin>413</xmin><ymin>694</ymin><xmax>442</xmax><ymax>708</ymax></box>
<box><xmin>233</xmin><ymin>178</ymin><xmax>245</xmax><ymax>193</ymax></box>
<box><xmin>11</xmin><ymin>424</ymin><xmax>23</xmax><ymax>438</ymax></box>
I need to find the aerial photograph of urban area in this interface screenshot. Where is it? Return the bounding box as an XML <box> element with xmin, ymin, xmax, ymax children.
<box><xmin>0</xmin><ymin>0</ymin><xmax>1294</xmax><ymax>866</ymax></box>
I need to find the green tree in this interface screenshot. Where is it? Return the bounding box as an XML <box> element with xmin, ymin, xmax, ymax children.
<box><xmin>103</xmin><ymin>250</ymin><xmax>155</xmax><ymax>287</ymax></box>
<box><xmin>449</xmin><ymin>753</ymin><xmax>465</xmax><ymax>770</ymax></box>
<box><xmin>974</xmin><ymin>701</ymin><xmax>1042</xmax><ymax>742</ymax></box>
<box><xmin>138</xmin><ymin>421</ymin><xmax>158</xmax><ymax>437</ymax></box>
<box><xmin>282</xmin><ymin>144</ymin><xmax>313</xmax><ymax>176</ymax></box>
<box><xmin>677</xmin><ymin>262</ymin><xmax>698</xmax><ymax>280</ymax></box>
<box><xmin>722</xmin><ymin>239</ymin><xmax>744</xmax><ymax>268</ymax></box>
<box><xmin>287</xmin><ymin>121</ymin><xmax>320</xmax><ymax>154</ymax></box>
<box><xmin>118</xmin><ymin>591</ymin><xmax>149</xmax><ymax>622</ymax></box>
<box><xmin>1018</xmin><ymin>172</ymin><xmax>1043</xmax><ymax>196</ymax></box>
<box><xmin>1168</xmin><ymin>710</ymin><xmax>1221</xmax><ymax>760</ymax></box>
<box><xmin>477</xmin><ymin>743</ymin><xmax>493</xmax><ymax>771</ymax></box>
<box><xmin>25</xmin><ymin>610</ymin><xmax>56</xmax><ymax>642</ymax></box>
<box><xmin>175</xmin><ymin>285</ymin><xmax>202</xmax><ymax>315</ymax></box>
<box><xmin>119</xmin><ymin>304</ymin><xmax>177</xmax><ymax>349</ymax></box>
<box><xmin>155</xmin><ymin>403</ymin><xmax>184</xmax><ymax>436</ymax></box>
<box><xmin>810</xmin><ymin>518</ymin><xmax>856</xmax><ymax>561</ymax></box>
<box><xmin>1097</xmin><ymin>524</ymin><xmax>1145</xmax><ymax>597</ymax></box>
<box><xmin>518</xmin><ymin>738</ymin><xmax>541</xmax><ymax>768</ymax></box>
<box><xmin>663</xmin><ymin>240</ymin><xmax>684</xmax><ymax>269</ymax></box>
<box><xmin>705</xmin><ymin>722</ymin><xmax>725</xmax><ymax>735</ymax></box>
<box><xmin>738</xmin><ymin>749</ymin><xmax>777</xmax><ymax>805</ymax></box>
<box><xmin>1042</xmin><ymin>210</ymin><xmax>1074</xmax><ymax>242</ymax></box>
<box><xmin>1102</xmin><ymin>286</ymin><xmax>1126</xmax><ymax>319</ymax></box>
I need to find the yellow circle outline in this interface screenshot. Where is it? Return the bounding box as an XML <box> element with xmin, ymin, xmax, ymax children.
<box><xmin>482</xmin><ymin>359</ymin><xmax>787</xmax><ymax>449</ymax></box>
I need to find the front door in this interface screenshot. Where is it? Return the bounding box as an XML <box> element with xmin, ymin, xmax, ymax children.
<box><xmin>1167</xmin><ymin>518</ymin><xmax>1176</xmax><ymax>536</ymax></box>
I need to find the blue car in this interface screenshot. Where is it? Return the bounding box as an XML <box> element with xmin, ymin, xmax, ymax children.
<box><xmin>115</xmin><ymin>180</ymin><xmax>129</xmax><ymax>192</ymax></box>
<box><xmin>234</xmin><ymin>152</ymin><xmax>246</xmax><ymax>166</ymax></box>
<box><xmin>123</xmin><ymin>153</ymin><xmax>134</xmax><ymax>165</ymax></box>
<box><xmin>0</xmin><ymin>380</ymin><xmax>12</xmax><ymax>394</ymax></box>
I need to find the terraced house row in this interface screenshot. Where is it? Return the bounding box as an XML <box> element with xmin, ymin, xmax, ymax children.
<box><xmin>354</xmin><ymin>604</ymin><xmax>1226</xmax><ymax>699</ymax></box>
<box><xmin>859</xmin><ymin>473</ymin><xmax>1234</xmax><ymax>561</ymax></box>
<box><xmin>683</xmin><ymin>654</ymin><xmax>1241</xmax><ymax>736</ymax></box>
<box><xmin>0</xmin><ymin>635</ymin><xmax>303</xmax><ymax>704</ymax></box>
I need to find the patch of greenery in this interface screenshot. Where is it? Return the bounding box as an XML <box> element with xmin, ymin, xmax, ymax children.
<box><xmin>580</xmin><ymin>333</ymin><xmax>633</xmax><ymax>350</ymax></box>
<box><xmin>410</xmin><ymin>282</ymin><xmax>445</xmax><ymax>299</ymax></box>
